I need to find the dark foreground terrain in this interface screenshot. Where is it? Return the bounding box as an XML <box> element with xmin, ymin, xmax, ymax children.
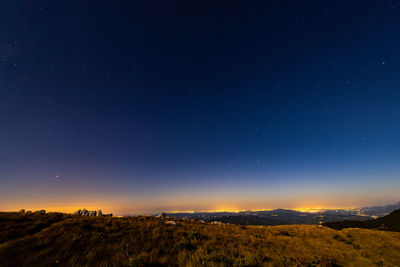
<box><xmin>1</xmin><ymin>212</ymin><xmax>400</xmax><ymax>266</ymax></box>
<box><xmin>323</xmin><ymin>209</ymin><xmax>400</xmax><ymax>232</ymax></box>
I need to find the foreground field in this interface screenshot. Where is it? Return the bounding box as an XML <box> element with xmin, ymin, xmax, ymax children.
<box><xmin>1</xmin><ymin>212</ymin><xmax>400</xmax><ymax>266</ymax></box>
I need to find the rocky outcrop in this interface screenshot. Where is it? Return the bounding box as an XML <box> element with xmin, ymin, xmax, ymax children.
<box><xmin>88</xmin><ymin>211</ymin><xmax>97</xmax><ymax>216</ymax></box>
<box><xmin>73</xmin><ymin>209</ymin><xmax>82</xmax><ymax>216</ymax></box>
<box><xmin>73</xmin><ymin>209</ymin><xmax>104</xmax><ymax>216</ymax></box>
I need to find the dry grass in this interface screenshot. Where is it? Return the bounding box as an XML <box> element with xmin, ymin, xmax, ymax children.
<box><xmin>1</xmin><ymin>212</ymin><xmax>400</xmax><ymax>266</ymax></box>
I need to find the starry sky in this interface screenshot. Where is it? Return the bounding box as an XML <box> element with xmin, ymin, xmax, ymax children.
<box><xmin>1</xmin><ymin>1</ymin><xmax>400</xmax><ymax>214</ymax></box>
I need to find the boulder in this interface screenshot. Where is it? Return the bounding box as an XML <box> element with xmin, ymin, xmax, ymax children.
<box><xmin>165</xmin><ymin>220</ymin><xmax>176</xmax><ymax>225</ymax></box>
<box><xmin>97</xmin><ymin>210</ymin><xmax>102</xmax><ymax>216</ymax></box>
<box><xmin>19</xmin><ymin>209</ymin><xmax>25</xmax><ymax>213</ymax></box>
<box><xmin>211</xmin><ymin>221</ymin><xmax>224</xmax><ymax>225</ymax></box>
<box><xmin>88</xmin><ymin>211</ymin><xmax>97</xmax><ymax>216</ymax></box>
<box><xmin>82</xmin><ymin>209</ymin><xmax>89</xmax><ymax>216</ymax></box>
<box><xmin>39</xmin><ymin>209</ymin><xmax>46</xmax><ymax>214</ymax></box>
<box><xmin>73</xmin><ymin>209</ymin><xmax>82</xmax><ymax>216</ymax></box>
<box><xmin>157</xmin><ymin>212</ymin><xmax>166</xmax><ymax>218</ymax></box>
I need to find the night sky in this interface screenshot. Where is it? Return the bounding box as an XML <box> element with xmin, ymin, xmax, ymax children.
<box><xmin>1</xmin><ymin>1</ymin><xmax>400</xmax><ymax>214</ymax></box>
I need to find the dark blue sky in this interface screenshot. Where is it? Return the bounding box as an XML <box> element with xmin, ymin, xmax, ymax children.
<box><xmin>1</xmin><ymin>1</ymin><xmax>400</xmax><ymax>213</ymax></box>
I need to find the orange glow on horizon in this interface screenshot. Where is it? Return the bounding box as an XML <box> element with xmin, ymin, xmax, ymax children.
<box><xmin>2</xmin><ymin>205</ymin><xmax>362</xmax><ymax>215</ymax></box>
<box><xmin>164</xmin><ymin>206</ymin><xmax>359</xmax><ymax>214</ymax></box>
<box><xmin>1</xmin><ymin>206</ymin><xmax>114</xmax><ymax>214</ymax></box>
<box><xmin>293</xmin><ymin>206</ymin><xmax>358</xmax><ymax>213</ymax></box>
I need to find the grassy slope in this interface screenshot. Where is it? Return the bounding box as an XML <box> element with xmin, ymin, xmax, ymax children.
<box><xmin>1</xmin><ymin>213</ymin><xmax>400</xmax><ymax>266</ymax></box>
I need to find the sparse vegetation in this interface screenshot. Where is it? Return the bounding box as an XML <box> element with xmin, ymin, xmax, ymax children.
<box><xmin>1</xmin><ymin>212</ymin><xmax>400</xmax><ymax>266</ymax></box>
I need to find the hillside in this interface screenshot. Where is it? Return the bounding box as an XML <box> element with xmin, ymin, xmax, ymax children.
<box><xmin>1</xmin><ymin>212</ymin><xmax>400</xmax><ymax>266</ymax></box>
<box><xmin>324</xmin><ymin>209</ymin><xmax>400</xmax><ymax>232</ymax></box>
<box><xmin>359</xmin><ymin>201</ymin><xmax>400</xmax><ymax>217</ymax></box>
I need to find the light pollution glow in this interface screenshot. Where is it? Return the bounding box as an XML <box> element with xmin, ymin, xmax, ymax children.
<box><xmin>1</xmin><ymin>185</ymin><xmax>399</xmax><ymax>215</ymax></box>
<box><xmin>1</xmin><ymin>170</ymin><xmax>400</xmax><ymax>215</ymax></box>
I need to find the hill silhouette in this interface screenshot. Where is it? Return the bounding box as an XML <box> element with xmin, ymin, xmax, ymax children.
<box><xmin>323</xmin><ymin>209</ymin><xmax>400</xmax><ymax>232</ymax></box>
<box><xmin>359</xmin><ymin>201</ymin><xmax>400</xmax><ymax>217</ymax></box>
<box><xmin>1</xmin><ymin>212</ymin><xmax>400</xmax><ymax>266</ymax></box>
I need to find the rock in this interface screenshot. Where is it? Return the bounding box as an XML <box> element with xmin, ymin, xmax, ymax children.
<box><xmin>26</xmin><ymin>211</ymin><xmax>32</xmax><ymax>214</ymax></box>
<box><xmin>19</xmin><ymin>209</ymin><xmax>25</xmax><ymax>213</ymax></box>
<box><xmin>33</xmin><ymin>210</ymin><xmax>45</xmax><ymax>214</ymax></box>
<box><xmin>211</xmin><ymin>221</ymin><xmax>224</xmax><ymax>225</ymax></box>
<box><xmin>157</xmin><ymin>212</ymin><xmax>166</xmax><ymax>218</ymax></box>
<box><xmin>73</xmin><ymin>208</ymin><xmax>105</xmax><ymax>216</ymax></box>
<box><xmin>73</xmin><ymin>209</ymin><xmax>81</xmax><ymax>215</ymax></box>
<box><xmin>88</xmin><ymin>211</ymin><xmax>97</xmax><ymax>216</ymax></box>
<box><xmin>165</xmin><ymin>220</ymin><xmax>176</xmax><ymax>225</ymax></box>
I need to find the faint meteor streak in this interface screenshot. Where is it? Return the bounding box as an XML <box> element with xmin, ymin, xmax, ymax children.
<box><xmin>229</xmin><ymin>155</ymin><xmax>243</xmax><ymax>164</ymax></box>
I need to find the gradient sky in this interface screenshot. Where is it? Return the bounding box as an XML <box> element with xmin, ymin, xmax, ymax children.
<box><xmin>1</xmin><ymin>1</ymin><xmax>400</xmax><ymax>214</ymax></box>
